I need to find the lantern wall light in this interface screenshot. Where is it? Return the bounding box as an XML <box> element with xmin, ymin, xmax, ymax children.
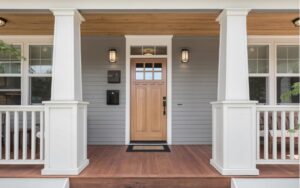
<box><xmin>109</xmin><ymin>49</ymin><xmax>117</xmax><ymax>63</ymax></box>
<box><xmin>0</xmin><ymin>17</ymin><xmax>7</xmax><ymax>27</ymax></box>
<box><xmin>181</xmin><ymin>49</ymin><xmax>189</xmax><ymax>63</ymax></box>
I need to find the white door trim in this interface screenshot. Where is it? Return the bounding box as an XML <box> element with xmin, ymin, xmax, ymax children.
<box><xmin>125</xmin><ymin>35</ymin><xmax>173</xmax><ymax>145</ymax></box>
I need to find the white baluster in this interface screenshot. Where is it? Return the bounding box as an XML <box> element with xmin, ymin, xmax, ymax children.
<box><xmin>281</xmin><ymin>111</ymin><xmax>286</xmax><ymax>160</ymax></box>
<box><xmin>272</xmin><ymin>111</ymin><xmax>277</xmax><ymax>160</ymax></box>
<box><xmin>5</xmin><ymin>111</ymin><xmax>10</xmax><ymax>160</ymax></box>
<box><xmin>31</xmin><ymin>111</ymin><xmax>36</xmax><ymax>160</ymax></box>
<box><xmin>264</xmin><ymin>111</ymin><xmax>269</xmax><ymax>160</ymax></box>
<box><xmin>39</xmin><ymin>111</ymin><xmax>44</xmax><ymax>160</ymax></box>
<box><xmin>14</xmin><ymin>111</ymin><xmax>19</xmax><ymax>160</ymax></box>
<box><xmin>298</xmin><ymin>111</ymin><xmax>300</xmax><ymax>158</ymax></box>
<box><xmin>0</xmin><ymin>112</ymin><xmax>2</xmax><ymax>160</ymax></box>
<box><xmin>22</xmin><ymin>111</ymin><xmax>27</xmax><ymax>160</ymax></box>
<box><xmin>256</xmin><ymin>111</ymin><xmax>260</xmax><ymax>160</ymax></box>
<box><xmin>289</xmin><ymin>112</ymin><xmax>294</xmax><ymax>159</ymax></box>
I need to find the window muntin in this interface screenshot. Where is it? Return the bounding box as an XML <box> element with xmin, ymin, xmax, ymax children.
<box><xmin>28</xmin><ymin>45</ymin><xmax>53</xmax><ymax>104</ymax></box>
<box><xmin>135</xmin><ymin>62</ymin><xmax>163</xmax><ymax>81</ymax></box>
<box><xmin>248</xmin><ymin>45</ymin><xmax>269</xmax><ymax>104</ymax></box>
<box><xmin>277</xmin><ymin>45</ymin><xmax>299</xmax><ymax>73</ymax></box>
<box><xmin>130</xmin><ymin>46</ymin><xmax>167</xmax><ymax>56</ymax></box>
<box><xmin>248</xmin><ymin>45</ymin><xmax>269</xmax><ymax>74</ymax></box>
<box><xmin>0</xmin><ymin>45</ymin><xmax>21</xmax><ymax>74</ymax></box>
<box><xmin>29</xmin><ymin>45</ymin><xmax>53</xmax><ymax>74</ymax></box>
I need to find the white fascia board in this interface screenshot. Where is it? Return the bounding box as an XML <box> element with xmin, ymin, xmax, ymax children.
<box><xmin>0</xmin><ymin>0</ymin><xmax>298</xmax><ymax>10</ymax></box>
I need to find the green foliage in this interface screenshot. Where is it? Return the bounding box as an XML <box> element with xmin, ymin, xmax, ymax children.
<box><xmin>280</xmin><ymin>82</ymin><xmax>300</xmax><ymax>102</ymax></box>
<box><xmin>0</xmin><ymin>40</ymin><xmax>23</xmax><ymax>60</ymax></box>
<box><xmin>289</xmin><ymin>124</ymin><xmax>300</xmax><ymax>133</ymax></box>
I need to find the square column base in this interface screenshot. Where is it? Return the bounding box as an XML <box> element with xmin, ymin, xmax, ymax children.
<box><xmin>211</xmin><ymin>101</ymin><xmax>259</xmax><ymax>176</ymax></box>
<box><xmin>42</xmin><ymin>101</ymin><xmax>89</xmax><ymax>175</ymax></box>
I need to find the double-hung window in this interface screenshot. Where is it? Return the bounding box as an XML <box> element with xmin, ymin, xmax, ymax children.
<box><xmin>248</xmin><ymin>45</ymin><xmax>269</xmax><ymax>104</ymax></box>
<box><xmin>0</xmin><ymin>45</ymin><xmax>22</xmax><ymax>105</ymax></box>
<box><xmin>29</xmin><ymin>45</ymin><xmax>53</xmax><ymax>104</ymax></box>
<box><xmin>276</xmin><ymin>45</ymin><xmax>299</xmax><ymax>104</ymax></box>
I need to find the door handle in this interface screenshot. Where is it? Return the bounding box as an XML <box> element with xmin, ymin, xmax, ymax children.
<box><xmin>163</xmin><ymin>96</ymin><xmax>167</xmax><ymax>115</ymax></box>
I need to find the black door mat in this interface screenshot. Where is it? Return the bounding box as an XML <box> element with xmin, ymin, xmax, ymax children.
<box><xmin>127</xmin><ymin>145</ymin><xmax>171</xmax><ymax>152</ymax></box>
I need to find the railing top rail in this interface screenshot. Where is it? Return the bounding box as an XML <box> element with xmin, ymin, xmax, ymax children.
<box><xmin>256</xmin><ymin>105</ymin><xmax>300</xmax><ymax>112</ymax></box>
<box><xmin>0</xmin><ymin>105</ymin><xmax>44</xmax><ymax>111</ymax></box>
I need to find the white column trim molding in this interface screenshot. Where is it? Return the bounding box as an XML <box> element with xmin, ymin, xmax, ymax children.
<box><xmin>125</xmin><ymin>35</ymin><xmax>173</xmax><ymax>145</ymax></box>
<box><xmin>211</xmin><ymin>8</ymin><xmax>259</xmax><ymax>176</ymax></box>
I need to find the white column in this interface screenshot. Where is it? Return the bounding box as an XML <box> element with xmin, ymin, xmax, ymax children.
<box><xmin>42</xmin><ymin>9</ymin><xmax>89</xmax><ymax>175</ymax></box>
<box><xmin>210</xmin><ymin>9</ymin><xmax>259</xmax><ymax>175</ymax></box>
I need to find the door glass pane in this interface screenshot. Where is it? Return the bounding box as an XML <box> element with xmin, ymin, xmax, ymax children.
<box><xmin>143</xmin><ymin>46</ymin><xmax>155</xmax><ymax>55</ymax></box>
<box><xmin>30</xmin><ymin>77</ymin><xmax>52</xmax><ymax>104</ymax></box>
<box><xmin>136</xmin><ymin>63</ymin><xmax>144</xmax><ymax>71</ymax></box>
<box><xmin>145</xmin><ymin>72</ymin><xmax>153</xmax><ymax>80</ymax></box>
<box><xmin>154</xmin><ymin>63</ymin><xmax>162</xmax><ymax>71</ymax></box>
<box><xmin>145</xmin><ymin>63</ymin><xmax>153</xmax><ymax>71</ymax></box>
<box><xmin>155</xmin><ymin>46</ymin><xmax>167</xmax><ymax>55</ymax></box>
<box><xmin>131</xmin><ymin>46</ymin><xmax>142</xmax><ymax>55</ymax></box>
<box><xmin>135</xmin><ymin>72</ymin><xmax>143</xmax><ymax>80</ymax></box>
<box><xmin>0</xmin><ymin>77</ymin><xmax>21</xmax><ymax>89</ymax></box>
<box><xmin>277</xmin><ymin>77</ymin><xmax>300</xmax><ymax>104</ymax></box>
<box><xmin>154</xmin><ymin>72</ymin><xmax>162</xmax><ymax>80</ymax></box>
<box><xmin>249</xmin><ymin>77</ymin><xmax>268</xmax><ymax>104</ymax></box>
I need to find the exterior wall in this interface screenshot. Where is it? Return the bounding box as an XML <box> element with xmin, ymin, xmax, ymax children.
<box><xmin>82</xmin><ymin>36</ymin><xmax>126</xmax><ymax>145</ymax></box>
<box><xmin>172</xmin><ymin>37</ymin><xmax>219</xmax><ymax>144</ymax></box>
<box><xmin>82</xmin><ymin>36</ymin><xmax>218</xmax><ymax>145</ymax></box>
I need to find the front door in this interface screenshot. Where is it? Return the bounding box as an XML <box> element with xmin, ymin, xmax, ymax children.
<box><xmin>130</xmin><ymin>58</ymin><xmax>167</xmax><ymax>141</ymax></box>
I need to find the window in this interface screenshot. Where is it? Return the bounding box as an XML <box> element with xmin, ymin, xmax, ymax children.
<box><xmin>135</xmin><ymin>62</ymin><xmax>163</xmax><ymax>81</ymax></box>
<box><xmin>29</xmin><ymin>45</ymin><xmax>53</xmax><ymax>104</ymax></box>
<box><xmin>276</xmin><ymin>45</ymin><xmax>299</xmax><ymax>104</ymax></box>
<box><xmin>0</xmin><ymin>45</ymin><xmax>21</xmax><ymax>105</ymax></box>
<box><xmin>130</xmin><ymin>46</ymin><xmax>167</xmax><ymax>56</ymax></box>
<box><xmin>248</xmin><ymin>45</ymin><xmax>269</xmax><ymax>104</ymax></box>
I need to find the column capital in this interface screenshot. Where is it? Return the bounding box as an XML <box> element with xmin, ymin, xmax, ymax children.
<box><xmin>50</xmin><ymin>8</ymin><xmax>85</xmax><ymax>22</ymax></box>
<box><xmin>216</xmin><ymin>8</ymin><xmax>250</xmax><ymax>23</ymax></box>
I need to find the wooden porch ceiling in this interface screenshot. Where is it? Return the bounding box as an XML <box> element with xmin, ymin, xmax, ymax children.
<box><xmin>0</xmin><ymin>11</ymin><xmax>298</xmax><ymax>36</ymax></box>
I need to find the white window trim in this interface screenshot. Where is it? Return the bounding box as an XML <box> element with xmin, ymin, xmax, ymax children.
<box><xmin>0</xmin><ymin>36</ymin><xmax>53</xmax><ymax>105</ymax></box>
<box><xmin>248</xmin><ymin>35</ymin><xmax>300</xmax><ymax>105</ymax></box>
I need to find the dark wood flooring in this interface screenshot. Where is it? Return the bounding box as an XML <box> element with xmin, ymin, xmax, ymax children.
<box><xmin>0</xmin><ymin>145</ymin><xmax>298</xmax><ymax>188</ymax></box>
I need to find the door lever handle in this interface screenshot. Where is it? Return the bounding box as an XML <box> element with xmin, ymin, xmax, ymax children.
<box><xmin>163</xmin><ymin>96</ymin><xmax>167</xmax><ymax>115</ymax></box>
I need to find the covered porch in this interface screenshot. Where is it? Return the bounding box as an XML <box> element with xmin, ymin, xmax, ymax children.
<box><xmin>0</xmin><ymin>145</ymin><xmax>298</xmax><ymax>188</ymax></box>
<box><xmin>0</xmin><ymin>5</ymin><xmax>299</xmax><ymax>183</ymax></box>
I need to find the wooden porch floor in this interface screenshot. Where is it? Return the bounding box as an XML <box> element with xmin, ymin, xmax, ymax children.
<box><xmin>0</xmin><ymin>145</ymin><xmax>298</xmax><ymax>188</ymax></box>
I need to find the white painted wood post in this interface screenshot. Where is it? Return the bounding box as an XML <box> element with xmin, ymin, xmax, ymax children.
<box><xmin>210</xmin><ymin>9</ymin><xmax>259</xmax><ymax>175</ymax></box>
<box><xmin>42</xmin><ymin>9</ymin><xmax>89</xmax><ymax>175</ymax></box>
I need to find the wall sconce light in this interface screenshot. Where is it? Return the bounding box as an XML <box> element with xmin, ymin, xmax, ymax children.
<box><xmin>292</xmin><ymin>17</ymin><xmax>300</xmax><ymax>27</ymax></box>
<box><xmin>181</xmin><ymin>49</ymin><xmax>189</xmax><ymax>63</ymax></box>
<box><xmin>0</xmin><ymin>17</ymin><xmax>7</xmax><ymax>27</ymax></box>
<box><xmin>109</xmin><ymin>49</ymin><xmax>117</xmax><ymax>63</ymax></box>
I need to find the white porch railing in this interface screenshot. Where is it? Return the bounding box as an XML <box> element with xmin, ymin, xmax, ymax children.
<box><xmin>256</xmin><ymin>105</ymin><xmax>300</xmax><ymax>164</ymax></box>
<box><xmin>0</xmin><ymin>106</ymin><xmax>45</xmax><ymax>164</ymax></box>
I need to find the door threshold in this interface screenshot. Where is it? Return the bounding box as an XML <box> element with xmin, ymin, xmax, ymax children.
<box><xmin>130</xmin><ymin>141</ymin><xmax>167</xmax><ymax>145</ymax></box>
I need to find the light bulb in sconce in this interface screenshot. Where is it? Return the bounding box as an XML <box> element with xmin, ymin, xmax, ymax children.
<box><xmin>181</xmin><ymin>49</ymin><xmax>189</xmax><ymax>63</ymax></box>
<box><xmin>109</xmin><ymin>49</ymin><xmax>117</xmax><ymax>63</ymax></box>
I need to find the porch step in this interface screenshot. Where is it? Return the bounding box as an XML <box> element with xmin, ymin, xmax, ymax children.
<box><xmin>70</xmin><ymin>177</ymin><xmax>231</xmax><ymax>188</ymax></box>
<box><xmin>231</xmin><ymin>178</ymin><xmax>299</xmax><ymax>188</ymax></box>
<box><xmin>0</xmin><ymin>178</ymin><xmax>69</xmax><ymax>188</ymax></box>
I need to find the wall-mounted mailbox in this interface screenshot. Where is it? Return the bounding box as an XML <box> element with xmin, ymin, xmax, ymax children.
<box><xmin>107</xmin><ymin>90</ymin><xmax>119</xmax><ymax>105</ymax></box>
<box><xmin>107</xmin><ymin>70</ymin><xmax>121</xmax><ymax>83</ymax></box>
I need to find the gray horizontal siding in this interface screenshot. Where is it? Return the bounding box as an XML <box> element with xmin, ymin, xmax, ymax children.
<box><xmin>82</xmin><ymin>36</ymin><xmax>218</xmax><ymax>145</ymax></box>
<box><xmin>82</xmin><ymin>36</ymin><xmax>126</xmax><ymax>145</ymax></box>
<box><xmin>172</xmin><ymin>37</ymin><xmax>219</xmax><ymax>145</ymax></box>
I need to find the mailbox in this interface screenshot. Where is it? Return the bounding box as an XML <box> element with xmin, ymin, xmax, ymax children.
<box><xmin>107</xmin><ymin>90</ymin><xmax>119</xmax><ymax>105</ymax></box>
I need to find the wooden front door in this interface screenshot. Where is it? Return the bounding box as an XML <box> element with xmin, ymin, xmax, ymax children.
<box><xmin>131</xmin><ymin>58</ymin><xmax>167</xmax><ymax>141</ymax></box>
